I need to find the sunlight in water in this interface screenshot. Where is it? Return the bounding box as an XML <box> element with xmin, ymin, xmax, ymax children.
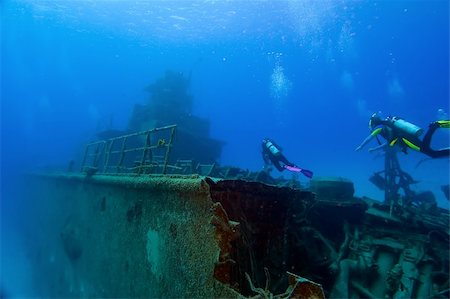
<box><xmin>270</xmin><ymin>56</ymin><xmax>292</xmax><ymax>125</ymax></box>
<box><xmin>270</xmin><ymin>64</ymin><xmax>292</xmax><ymax>101</ymax></box>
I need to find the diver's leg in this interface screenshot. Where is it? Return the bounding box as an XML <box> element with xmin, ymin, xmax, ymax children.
<box><xmin>421</xmin><ymin>122</ymin><xmax>438</xmax><ymax>150</ymax></box>
<box><xmin>421</xmin><ymin>122</ymin><xmax>450</xmax><ymax>158</ymax></box>
<box><xmin>422</xmin><ymin>148</ymin><xmax>450</xmax><ymax>158</ymax></box>
<box><xmin>270</xmin><ymin>157</ymin><xmax>285</xmax><ymax>171</ymax></box>
<box><xmin>278</xmin><ymin>154</ymin><xmax>293</xmax><ymax>167</ymax></box>
<box><xmin>273</xmin><ymin>161</ymin><xmax>285</xmax><ymax>172</ymax></box>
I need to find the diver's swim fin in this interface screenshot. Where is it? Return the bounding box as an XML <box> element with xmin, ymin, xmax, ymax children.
<box><xmin>436</xmin><ymin>120</ymin><xmax>450</xmax><ymax>128</ymax></box>
<box><xmin>284</xmin><ymin>165</ymin><xmax>301</xmax><ymax>172</ymax></box>
<box><xmin>300</xmin><ymin>169</ymin><xmax>314</xmax><ymax>178</ymax></box>
<box><xmin>284</xmin><ymin>165</ymin><xmax>314</xmax><ymax>178</ymax></box>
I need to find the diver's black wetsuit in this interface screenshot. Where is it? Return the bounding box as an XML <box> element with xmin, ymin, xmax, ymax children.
<box><xmin>375</xmin><ymin>119</ymin><xmax>449</xmax><ymax>158</ymax></box>
<box><xmin>262</xmin><ymin>139</ymin><xmax>295</xmax><ymax>172</ymax></box>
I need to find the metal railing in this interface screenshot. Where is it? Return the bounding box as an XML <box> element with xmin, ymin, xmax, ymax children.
<box><xmin>81</xmin><ymin>125</ymin><xmax>177</xmax><ymax>175</ymax></box>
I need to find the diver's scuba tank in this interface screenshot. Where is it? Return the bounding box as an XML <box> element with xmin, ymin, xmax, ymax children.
<box><xmin>265</xmin><ymin>140</ymin><xmax>280</xmax><ymax>155</ymax></box>
<box><xmin>390</xmin><ymin>117</ymin><xmax>423</xmax><ymax>137</ymax></box>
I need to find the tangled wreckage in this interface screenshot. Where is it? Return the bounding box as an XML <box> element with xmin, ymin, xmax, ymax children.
<box><xmin>26</xmin><ymin>72</ymin><xmax>449</xmax><ymax>298</ymax></box>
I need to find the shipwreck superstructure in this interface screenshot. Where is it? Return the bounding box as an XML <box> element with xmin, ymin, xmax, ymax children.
<box><xmin>23</xmin><ymin>72</ymin><xmax>449</xmax><ymax>298</ymax></box>
<box><xmin>127</xmin><ymin>70</ymin><xmax>223</xmax><ymax>164</ymax></box>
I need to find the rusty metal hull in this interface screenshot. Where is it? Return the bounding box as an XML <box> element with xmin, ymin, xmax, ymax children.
<box><xmin>24</xmin><ymin>174</ymin><xmax>239</xmax><ymax>298</ymax></box>
<box><xmin>23</xmin><ymin>173</ymin><xmax>448</xmax><ymax>298</ymax></box>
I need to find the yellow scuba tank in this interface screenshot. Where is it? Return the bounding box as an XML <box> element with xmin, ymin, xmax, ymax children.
<box><xmin>391</xmin><ymin>117</ymin><xmax>423</xmax><ymax>137</ymax></box>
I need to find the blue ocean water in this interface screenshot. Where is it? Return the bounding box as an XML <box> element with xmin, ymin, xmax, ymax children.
<box><xmin>1</xmin><ymin>0</ymin><xmax>449</xmax><ymax>296</ymax></box>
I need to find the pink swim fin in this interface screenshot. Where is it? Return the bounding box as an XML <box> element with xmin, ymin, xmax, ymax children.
<box><xmin>284</xmin><ymin>165</ymin><xmax>313</xmax><ymax>178</ymax></box>
<box><xmin>284</xmin><ymin>165</ymin><xmax>302</xmax><ymax>172</ymax></box>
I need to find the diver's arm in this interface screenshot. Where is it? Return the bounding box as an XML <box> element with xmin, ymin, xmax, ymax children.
<box><xmin>368</xmin><ymin>143</ymin><xmax>387</xmax><ymax>153</ymax></box>
<box><xmin>355</xmin><ymin>134</ymin><xmax>373</xmax><ymax>151</ymax></box>
<box><xmin>355</xmin><ymin>128</ymin><xmax>382</xmax><ymax>151</ymax></box>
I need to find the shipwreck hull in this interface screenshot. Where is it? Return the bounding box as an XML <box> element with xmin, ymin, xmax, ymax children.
<box><xmin>25</xmin><ymin>174</ymin><xmax>238</xmax><ymax>297</ymax></box>
<box><xmin>24</xmin><ymin>173</ymin><xmax>321</xmax><ymax>298</ymax></box>
<box><xmin>23</xmin><ymin>173</ymin><xmax>449</xmax><ymax>298</ymax></box>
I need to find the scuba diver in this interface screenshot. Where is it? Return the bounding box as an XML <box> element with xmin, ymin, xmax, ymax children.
<box><xmin>262</xmin><ymin>138</ymin><xmax>313</xmax><ymax>178</ymax></box>
<box><xmin>355</xmin><ymin>112</ymin><xmax>450</xmax><ymax>158</ymax></box>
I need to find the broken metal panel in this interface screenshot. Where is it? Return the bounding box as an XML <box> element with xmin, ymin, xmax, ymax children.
<box><xmin>210</xmin><ymin>202</ymin><xmax>240</xmax><ymax>287</ymax></box>
<box><xmin>206</xmin><ymin>178</ymin><xmax>316</xmax><ymax>296</ymax></box>
<box><xmin>285</xmin><ymin>272</ymin><xmax>326</xmax><ymax>299</ymax></box>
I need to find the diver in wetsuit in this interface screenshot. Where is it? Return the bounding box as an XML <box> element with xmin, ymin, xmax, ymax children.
<box><xmin>355</xmin><ymin>112</ymin><xmax>450</xmax><ymax>158</ymax></box>
<box><xmin>262</xmin><ymin>138</ymin><xmax>313</xmax><ymax>178</ymax></box>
